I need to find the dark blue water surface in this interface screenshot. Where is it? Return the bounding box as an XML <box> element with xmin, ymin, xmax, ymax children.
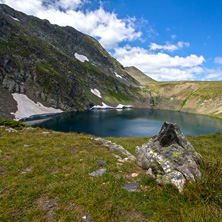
<box><xmin>26</xmin><ymin>109</ymin><xmax>222</xmax><ymax>137</ymax></box>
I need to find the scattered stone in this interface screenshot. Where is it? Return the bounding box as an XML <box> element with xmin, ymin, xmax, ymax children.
<box><xmin>23</xmin><ymin>144</ymin><xmax>30</xmax><ymax>148</ymax></box>
<box><xmin>49</xmin><ymin>167</ymin><xmax>58</xmax><ymax>173</ymax></box>
<box><xmin>6</xmin><ymin>128</ymin><xmax>17</xmax><ymax>132</ymax></box>
<box><xmin>146</xmin><ymin>168</ymin><xmax>155</xmax><ymax>179</ymax></box>
<box><xmin>136</xmin><ymin>122</ymin><xmax>203</xmax><ymax>192</ymax></box>
<box><xmin>118</xmin><ymin>158</ymin><xmax>129</xmax><ymax>163</ymax></box>
<box><xmin>80</xmin><ymin>159</ymin><xmax>84</xmax><ymax>162</ymax></box>
<box><xmin>89</xmin><ymin>168</ymin><xmax>107</xmax><ymax>177</ymax></box>
<box><xmin>42</xmin><ymin>131</ymin><xmax>49</xmax><ymax>134</ymax></box>
<box><xmin>82</xmin><ymin>216</ymin><xmax>87</xmax><ymax>220</ymax></box>
<box><xmin>97</xmin><ymin>159</ymin><xmax>106</xmax><ymax>167</ymax></box>
<box><xmin>0</xmin><ymin>166</ymin><xmax>7</xmax><ymax>176</ymax></box>
<box><xmin>2</xmin><ymin>155</ymin><xmax>11</xmax><ymax>160</ymax></box>
<box><xmin>122</xmin><ymin>183</ymin><xmax>140</xmax><ymax>192</ymax></box>
<box><xmin>131</xmin><ymin>173</ymin><xmax>139</xmax><ymax>178</ymax></box>
<box><xmin>34</xmin><ymin>196</ymin><xmax>58</xmax><ymax>222</ymax></box>
<box><xmin>92</xmin><ymin>138</ymin><xmax>136</xmax><ymax>161</ymax></box>
<box><xmin>0</xmin><ymin>126</ymin><xmax>5</xmax><ymax>128</ymax></box>
<box><xmin>112</xmin><ymin>153</ymin><xmax>122</xmax><ymax>160</ymax></box>
<box><xmin>116</xmin><ymin>163</ymin><xmax>123</xmax><ymax>166</ymax></box>
<box><xmin>24</xmin><ymin>127</ymin><xmax>34</xmax><ymax>130</ymax></box>
<box><xmin>21</xmin><ymin>166</ymin><xmax>33</xmax><ymax>174</ymax></box>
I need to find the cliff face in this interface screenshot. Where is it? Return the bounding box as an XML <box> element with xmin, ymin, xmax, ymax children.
<box><xmin>0</xmin><ymin>4</ymin><xmax>148</xmax><ymax>117</ymax></box>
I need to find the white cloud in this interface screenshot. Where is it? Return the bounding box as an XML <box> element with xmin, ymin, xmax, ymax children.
<box><xmin>214</xmin><ymin>57</ymin><xmax>222</xmax><ymax>64</ymax></box>
<box><xmin>171</xmin><ymin>34</ymin><xmax>176</xmax><ymax>39</ymax></box>
<box><xmin>0</xmin><ymin>0</ymin><xmax>43</xmax><ymax>15</ymax></box>
<box><xmin>1</xmin><ymin>0</ymin><xmax>142</xmax><ymax>49</ymax></box>
<box><xmin>150</xmin><ymin>41</ymin><xmax>190</xmax><ymax>52</ymax></box>
<box><xmin>114</xmin><ymin>45</ymin><xmax>205</xmax><ymax>81</ymax></box>
<box><xmin>54</xmin><ymin>0</ymin><xmax>83</xmax><ymax>10</ymax></box>
<box><xmin>205</xmin><ymin>69</ymin><xmax>222</xmax><ymax>80</ymax></box>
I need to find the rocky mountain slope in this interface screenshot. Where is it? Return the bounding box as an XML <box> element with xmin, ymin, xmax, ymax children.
<box><xmin>125</xmin><ymin>66</ymin><xmax>156</xmax><ymax>84</ymax></box>
<box><xmin>0</xmin><ymin>4</ymin><xmax>149</xmax><ymax>119</ymax></box>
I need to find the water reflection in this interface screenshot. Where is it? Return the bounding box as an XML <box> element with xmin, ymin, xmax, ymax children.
<box><xmin>26</xmin><ymin>109</ymin><xmax>222</xmax><ymax>137</ymax></box>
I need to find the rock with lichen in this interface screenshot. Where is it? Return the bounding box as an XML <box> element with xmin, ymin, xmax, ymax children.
<box><xmin>136</xmin><ymin>122</ymin><xmax>203</xmax><ymax>192</ymax></box>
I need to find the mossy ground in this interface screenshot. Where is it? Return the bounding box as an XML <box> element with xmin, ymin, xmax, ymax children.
<box><xmin>0</xmin><ymin>123</ymin><xmax>221</xmax><ymax>221</ymax></box>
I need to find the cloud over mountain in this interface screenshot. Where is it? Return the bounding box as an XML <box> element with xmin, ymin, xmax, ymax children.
<box><xmin>114</xmin><ymin>45</ymin><xmax>205</xmax><ymax>80</ymax></box>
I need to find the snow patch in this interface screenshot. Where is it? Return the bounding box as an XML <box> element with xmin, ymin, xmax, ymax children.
<box><xmin>10</xmin><ymin>16</ymin><xmax>19</xmax><ymax>21</ymax></box>
<box><xmin>116</xmin><ymin>104</ymin><xmax>124</xmax><ymax>109</ymax></box>
<box><xmin>91</xmin><ymin>102</ymin><xmax>113</xmax><ymax>110</ymax></box>
<box><xmin>91</xmin><ymin>103</ymin><xmax>133</xmax><ymax>110</ymax></box>
<box><xmin>114</xmin><ymin>72</ymin><xmax>123</xmax><ymax>79</ymax></box>
<box><xmin>12</xmin><ymin>93</ymin><xmax>63</xmax><ymax>120</ymax></box>
<box><xmin>75</xmin><ymin>52</ymin><xmax>89</xmax><ymax>62</ymax></box>
<box><xmin>116</xmin><ymin>104</ymin><xmax>133</xmax><ymax>109</ymax></box>
<box><xmin>91</xmin><ymin>88</ymin><xmax>102</xmax><ymax>98</ymax></box>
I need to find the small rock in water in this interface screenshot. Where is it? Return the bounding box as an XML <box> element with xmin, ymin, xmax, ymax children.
<box><xmin>89</xmin><ymin>168</ymin><xmax>107</xmax><ymax>177</ymax></box>
<box><xmin>122</xmin><ymin>183</ymin><xmax>140</xmax><ymax>192</ymax></box>
<box><xmin>97</xmin><ymin>159</ymin><xmax>106</xmax><ymax>167</ymax></box>
<box><xmin>24</xmin><ymin>144</ymin><xmax>30</xmax><ymax>148</ymax></box>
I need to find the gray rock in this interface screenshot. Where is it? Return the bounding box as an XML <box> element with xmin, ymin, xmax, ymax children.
<box><xmin>89</xmin><ymin>168</ymin><xmax>107</xmax><ymax>177</ymax></box>
<box><xmin>93</xmin><ymin>138</ymin><xmax>136</xmax><ymax>161</ymax></box>
<box><xmin>111</xmin><ymin>153</ymin><xmax>122</xmax><ymax>160</ymax></box>
<box><xmin>24</xmin><ymin>144</ymin><xmax>30</xmax><ymax>148</ymax></box>
<box><xmin>6</xmin><ymin>128</ymin><xmax>17</xmax><ymax>132</ymax></box>
<box><xmin>146</xmin><ymin>168</ymin><xmax>156</xmax><ymax>179</ymax></box>
<box><xmin>97</xmin><ymin>159</ymin><xmax>106</xmax><ymax>167</ymax></box>
<box><xmin>136</xmin><ymin>122</ymin><xmax>202</xmax><ymax>192</ymax></box>
<box><xmin>122</xmin><ymin>183</ymin><xmax>140</xmax><ymax>192</ymax></box>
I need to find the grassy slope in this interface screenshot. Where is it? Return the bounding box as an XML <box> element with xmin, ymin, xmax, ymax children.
<box><xmin>125</xmin><ymin>66</ymin><xmax>156</xmax><ymax>84</ymax></box>
<box><xmin>0</xmin><ymin>123</ymin><xmax>221</xmax><ymax>221</ymax></box>
<box><xmin>143</xmin><ymin>81</ymin><xmax>222</xmax><ymax>118</ymax></box>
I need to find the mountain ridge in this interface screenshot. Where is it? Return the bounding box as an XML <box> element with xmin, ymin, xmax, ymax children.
<box><xmin>0</xmin><ymin>4</ymin><xmax>150</xmax><ymax>119</ymax></box>
<box><xmin>125</xmin><ymin>66</ymin><xmax>156</xmax><ymax>84</ymax></box>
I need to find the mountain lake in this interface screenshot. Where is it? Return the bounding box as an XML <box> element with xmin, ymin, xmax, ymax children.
<box><xmin>24</xmin><ymin>108</ymin><xmax>222</xmax><ymax>137</ymax></box>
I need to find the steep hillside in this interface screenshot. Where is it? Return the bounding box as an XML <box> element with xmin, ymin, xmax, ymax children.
<box><xmin>125</xmin><ymin>66</ymin><xmax>156</xmax><ymax>84</ymax></box>
<box><xmin>0</xmin><ymin>4</ymin><xmax>149</xmax><ymax>119</ymax></box>
<box><xmin>144</xmin><ymin>81</ymin><xmax>222</xmax><ymax>118</ymax></box>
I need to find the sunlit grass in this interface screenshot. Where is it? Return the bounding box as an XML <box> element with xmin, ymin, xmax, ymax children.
<box><xmin>0</xmin><ymin>123</ymin><xmax>221</xmax><ymax>221</ymax></box>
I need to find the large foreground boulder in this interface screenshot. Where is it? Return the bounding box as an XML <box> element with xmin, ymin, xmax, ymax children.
<box><xmin>136</xmin><ymin>122</ymin><xmax>203</xmax><ymax>192</ymax></box>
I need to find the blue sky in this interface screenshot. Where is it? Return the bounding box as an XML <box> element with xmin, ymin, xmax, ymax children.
<box><xmin>1</xmin><ymin>0</ymin><xmax>222</xmax><ymax>81</ymax></box>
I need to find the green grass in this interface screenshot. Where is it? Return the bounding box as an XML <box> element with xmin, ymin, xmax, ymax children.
<box><xmin>0</xmin><ymin>124</ymin><xmax>221</xmax><ymax>221</ymax></box>
<box><xmin>0</xmin><ymin>119</ymin><xmax>27</xmax><ymax>130</ymax></box>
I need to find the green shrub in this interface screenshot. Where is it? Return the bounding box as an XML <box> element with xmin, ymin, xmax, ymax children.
<box><xmin>0</xmin><ymin>119</ymin><xmax>27</xmax><ymax>129</ymax></box>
